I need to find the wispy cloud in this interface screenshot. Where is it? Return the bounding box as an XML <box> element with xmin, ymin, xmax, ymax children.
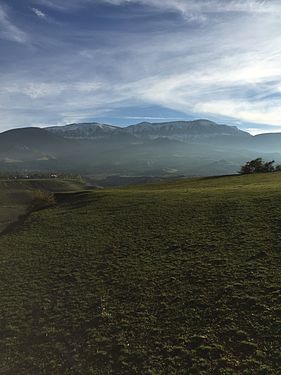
<box><xmin>0</xmin><ymin>4</ymin><xmax>27</xmax><ymax>43</ymax></box>
<box><xmin>103</xmin><ymin>0</ymin><xmax>281</xmax><ymax>16</ymax></box>
<box><xmin>35</xmin><ymin>0</ymin><xmax>281</xmax><ymax>16</ymax></box>
<box><xmin>2</xmin><ymin>81</ymin><xmax>102</xmax><ymax>99</ymax></box>
<box><xmin>195</xmin><ymin>100</ymin><xmax>281</xmax><ymax>126</ymax></box>
<box><xmin>32</xmin><ymin>0</ymin><xmax>90</xmax><ymax>11</ymax></box>
<box><xmin>31</xmin><ymin>7</ymin><xmax>46</xmax><ymax>18</ymax></box>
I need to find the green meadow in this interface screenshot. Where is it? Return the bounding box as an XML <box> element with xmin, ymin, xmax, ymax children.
<box><xmin>1</xmin><ymin>173</ymin><xmax>281</xmax><ymax>374</ymax></box>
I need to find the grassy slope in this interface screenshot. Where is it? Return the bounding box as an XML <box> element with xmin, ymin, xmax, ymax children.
<box><xmin>0</xmin><ymin>179</ymin><xmax>84</xmax><ymax>232</ymax></box>
<box><xmin>1</xmin><ymin>174</ymin><xmax>281</xmax><ymax>374</ymax></box>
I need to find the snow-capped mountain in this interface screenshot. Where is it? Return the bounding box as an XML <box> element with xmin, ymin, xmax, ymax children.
<box><xmin>47</xmin><ymin>122</ymin><xmax>121</xmax><ymax>139</ymax></box>
<box><xmin>125</xmin><ymin>120</ymin><xmax>250</xmax><ymax>141</ymax></box>
<box><xmin>46</xmin><ymin>119</ymin><xmax>251</xmax><ymax>142</ymax></box>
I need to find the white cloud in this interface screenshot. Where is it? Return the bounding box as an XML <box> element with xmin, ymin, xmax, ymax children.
<box><xmin>32</xmin><ymin>8</ymin><xmax>46</xmax><ymax>18</ymax></box>
<box><xmin>247</xmin><ymin>128</ymin><xmax>267</xmax><ymax>135</ymax></box>
<box><xmin>0</xmin><ymin>5</ymin><xmax>27</xmax><ymax>43</ymax></box>
<box><xmin>196</xmin><ymin>100</ymin><xmax>281</xmax><ymax>126</ymax></box>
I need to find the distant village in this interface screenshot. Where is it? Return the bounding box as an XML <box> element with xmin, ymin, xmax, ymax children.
<box><xmin>0</xmin><ymin>172</ymin><xmax>82</xmax><ymax>180</ymax></box>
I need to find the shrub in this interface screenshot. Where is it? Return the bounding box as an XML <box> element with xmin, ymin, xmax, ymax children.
<box><xmin>240</xmin><ymin>158</ymin><xmax>275</xmax><ymax>174</ymax></box>
<box><xmin>30</xmin><ymin>190</ymin><xmax>56</xmax><ymax>211</ymax></box>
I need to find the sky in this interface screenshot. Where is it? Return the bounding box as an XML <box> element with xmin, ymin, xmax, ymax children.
<box><xmin>0</xmin><ymin>0</ymin><xmax>281</xmax><ymax>134</ymax></box>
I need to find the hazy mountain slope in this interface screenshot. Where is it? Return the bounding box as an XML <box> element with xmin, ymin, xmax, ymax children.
<box><xmin>0</xmin><ymin>127</ymin><xmax>79</xmax><ymax>168</ymax></box>
<box><xmin>0</xmin><ymin>127</ymin><xmax>76</xmax><ymax>156</ymax></box>
<box><xmin>253</xmin><ymin>133</ymin><xmax>281</xmax><ymax>152</ymax></box>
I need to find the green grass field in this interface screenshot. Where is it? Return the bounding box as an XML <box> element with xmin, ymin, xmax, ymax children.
<box><xmin>1</xmin><ymin>173</ymin><xmax>281</xmax><ymax>374</ymax></box>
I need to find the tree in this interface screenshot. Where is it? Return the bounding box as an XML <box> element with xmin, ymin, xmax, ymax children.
<box><xmin>239</xmin><ymin>158</ymin><xmax>275</xmax><ymax>174</ymax></box>
<box><xmin>262</xmin><ymin>160</ymin><xmax>275</xmax><ymax>173</ymax></box>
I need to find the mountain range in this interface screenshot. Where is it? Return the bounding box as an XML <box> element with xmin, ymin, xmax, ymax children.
<box><xmin>1</xmin><ymin>119</ymin><xmax>281</xmax><ymax>178</ymax></box>
<box><xmin>47</xmin><ymin>119</ymin><xmax>249</xmax><ymax>141</ymax></box>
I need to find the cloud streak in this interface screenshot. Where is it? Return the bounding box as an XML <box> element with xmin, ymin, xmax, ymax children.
<box><xmin>0</xmin><ymin>4</ymin><xmax>27</xmax><ymax>43</ymax></box>
<box><xmin>102</xmin><ymin>0</ymin><xmax>281</xmax><ymax>16</ymax></box>
<box><xmin>33</xmin><ymin>0</ymin><xmax>281</xmax><ymax>16</ymax></box>
<box><xmin>31</xmin><ymin>7</ymin><xmax>46</xmax><ymax>18</ymax></box>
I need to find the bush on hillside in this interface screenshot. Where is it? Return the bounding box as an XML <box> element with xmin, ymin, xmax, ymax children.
<box><xmin>239</xmin><ymin>158</ymin><xmax>277</xmax><ymax>174</ymax></box>
<box><xmin>29</xmin><ymin>190</ymin><xmax>56</xmax><ymax>211</ymax></box>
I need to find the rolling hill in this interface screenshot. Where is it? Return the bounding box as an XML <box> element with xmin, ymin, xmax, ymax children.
<box><xmin>1</xmin><ymin>173</ymin><xmax>281</xmax><ymax>374</ymax></box>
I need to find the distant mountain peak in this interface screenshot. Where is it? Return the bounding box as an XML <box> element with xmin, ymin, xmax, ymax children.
<box><xmin>47</xmin><ymin>122</ymin><xmax>121</xmax><ymax>139</ymax></box>
<box><xmin>125</xmin><ymin>119</ymin><xmax>250</xmax><ymax>141</ymax></box>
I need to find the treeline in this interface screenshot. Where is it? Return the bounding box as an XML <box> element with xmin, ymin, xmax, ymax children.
<box><xmin>240</xmin><ymin>158</ymin><xmax>281</xmax><ymax>174</ymax></box>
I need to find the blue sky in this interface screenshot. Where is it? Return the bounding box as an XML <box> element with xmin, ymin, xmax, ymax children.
<box><xmin>0</xmin><ymin>0</ymin><xmax>281</xmax><ymax>133</ymax></box>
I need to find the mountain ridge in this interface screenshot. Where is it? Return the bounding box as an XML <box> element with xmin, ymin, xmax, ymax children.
<box><xmin>45</xmin><ymin>119</ymin><xmax>252</xmax><ymax>141</ymax></box>
<box><xmin>1</xmin><ymin>119</ymin><xmax>281</xmax><ymax>178</ymax></box>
